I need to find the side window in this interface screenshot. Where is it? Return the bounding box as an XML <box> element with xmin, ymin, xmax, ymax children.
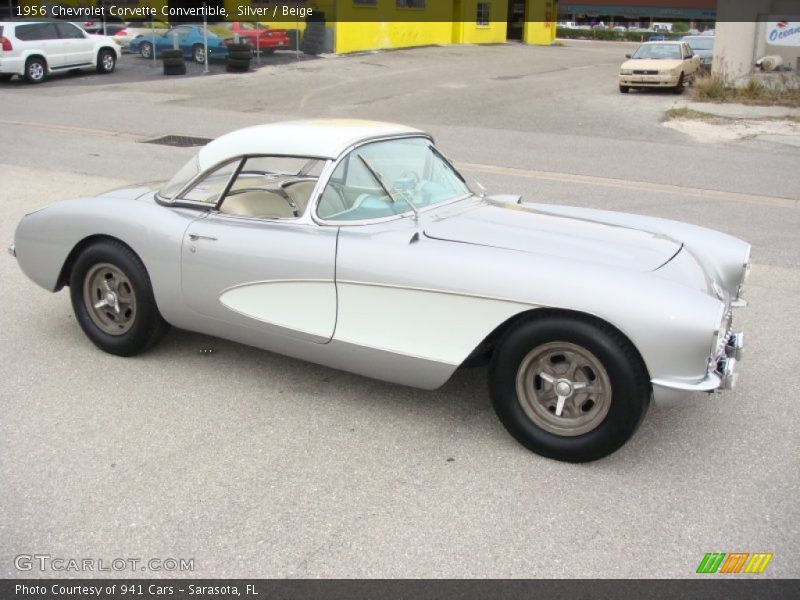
<box><xmin>15</xmin><ymin>23</ymin><xmax>59</xmax><ymax>41</ymax></box>
<box><xmin>219</xmin><ymin>156</ymin><xmax>325</xmax><ymax>220</ymax></box>
<box><xmin>179</xmin><ymin>160</ymin><xmax>240</xmax><ymax>205</ymax></box>
<box><xmin>56</xmin><ymin>23</ymin><xmax>86</xmax><ymax>39</ymax></box>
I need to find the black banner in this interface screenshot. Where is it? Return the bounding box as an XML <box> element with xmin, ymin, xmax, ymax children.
<box><xmin>2</xmin><ymin>1</ymin><xmax>778</xmax><ymax>24</ymax></box>
<box><xmin>2</xmin><ymin>579</ymin><xmax>800</xmax><ymax>600</ymax></box>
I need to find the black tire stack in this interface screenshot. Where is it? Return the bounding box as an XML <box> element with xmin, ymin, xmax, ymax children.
<box><xmin>301</xmin><ymin>12</ymin><xmax>326</xmax><ymax>55</ymax></box>
<box><xmin>162</xmin><ymin>49</ymin><xmax>186</xmax><ymax>76</ymax></box>
<box><xmin>226</xmin><ymin>42</ymin><xmax>253</xmax><ymax>73</ymax></box>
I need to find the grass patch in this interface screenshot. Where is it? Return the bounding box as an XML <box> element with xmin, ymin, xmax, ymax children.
<box><xmin>691</xmin><ymin>73</ymin><xmax>800</xmax><ymax>108</ymax></box>
<box><xmin>664</xmin><ymin>106</ymin><xmax>715</xmax><ymax>120</ymax></box>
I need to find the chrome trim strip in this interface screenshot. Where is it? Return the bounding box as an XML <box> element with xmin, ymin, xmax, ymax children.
<box><xmin>7</xmin><ymin>243</ymin><xmax>15</xmax><ymax>258</ymax></box>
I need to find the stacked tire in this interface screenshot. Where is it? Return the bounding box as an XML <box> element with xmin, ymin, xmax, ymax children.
<box><xmin>301</xmin><ymin>17</ymin><xmax>326</xmax><ymax>55</ymax></box>
<box><xmin>226</xmin><ymin>43</ymin><xmax>252</xmax><ymax>73</ymax></box>
<box><xmin>162</xmin><ymin>49</ymin><xmax>186</xmax><ymax>76</ymax></box>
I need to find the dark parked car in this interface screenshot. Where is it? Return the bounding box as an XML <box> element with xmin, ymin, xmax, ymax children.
<box><xmin>681</xmin><ymin>35</ymin><xmax>714</xmax><ymax>70</ymax></box>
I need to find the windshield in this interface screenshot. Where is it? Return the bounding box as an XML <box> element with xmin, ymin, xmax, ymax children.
<box><xmin>632</xmin><ymin>44</ymin><xmax>682</xmax><ymax>59</ymax></box>
<box><xmin>317</xmin><ymin>137</ymin><xmax>472</xmax><ymax>222</ymax></box>
<box><xmin>684</xmin><ymin>37</ymin><xmax>713</xmax><ymax>51</ymax></box>
<box><xmin>159</xmin><ymin>155</ymin><xmax>201</xmax><ymax>200</ymax></box>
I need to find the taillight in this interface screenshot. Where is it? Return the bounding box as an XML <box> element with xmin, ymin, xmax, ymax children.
<box><xmin>114</xmin><ymin>30</ymin><xmax>128</xmax><ymax>36</ymax></box>
<box><xmin>0</xmin><ymin>36</ymin><xmax>12</xmax><ymax>52</ymax></box>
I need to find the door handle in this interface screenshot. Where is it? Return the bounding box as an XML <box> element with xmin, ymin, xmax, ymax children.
<box><xmin>188</xmin><ymin>233</ymin><xmax>217</xmax><ymax>242</ymax></box>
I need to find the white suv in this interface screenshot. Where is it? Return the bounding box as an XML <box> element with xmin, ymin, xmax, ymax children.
<box><xmin>0</xmin><ymin>21</ymin><xmax>121</xmax><ymax>84</ymax></box>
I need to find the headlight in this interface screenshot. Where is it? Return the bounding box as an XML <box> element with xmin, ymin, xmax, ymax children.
<box><xmin>620</xmin><ymin>69</ymin><xmax>633</xmax><ymax>75</ymax></box>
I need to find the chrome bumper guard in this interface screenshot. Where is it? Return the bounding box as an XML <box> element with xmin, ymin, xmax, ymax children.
<box><xmin>7</xmin><ymin>243</ymin><xmax>15</xmax><ymax>258</ymax></box>
<box><xmin>716</xmin><ymin>331</ymin><xmax>744</xmax><ymax>390</ymax></box>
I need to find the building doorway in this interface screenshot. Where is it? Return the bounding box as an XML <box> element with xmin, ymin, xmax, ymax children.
<box><xmin>507</xmin><ymin>0</ymin><xmax>527</xmax><ymax>40</ymax></box>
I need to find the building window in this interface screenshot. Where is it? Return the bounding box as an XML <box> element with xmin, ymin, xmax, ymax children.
<box><xmin>477</xmin><ymin>2</ymin><xmax>491</xmax><ymax>26</ymax></box>
<box><xmin>397</xmin><ymin>0</ymin><xmax>426</xmax><ymax>9</ymax></box>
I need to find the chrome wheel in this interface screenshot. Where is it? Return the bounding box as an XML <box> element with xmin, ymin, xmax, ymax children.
<box><xmin>82</xmin><ymin>263</ymin><xmax>137</xmax><ymax>336</ymax></box>
<box><xmin>101</xmin><ymin>52</ymin><xmax>115</xmax><ymax>71</ymax></box>
<box><xmin>194</xmin><ymin>46</ymin><xmax>205</xmax><ymax>63</ymax></box>
<box><xmin>141</xmin><ymin>43</ymin><xmax>152</xmax><ymax>59</ymax></box>
<box><xmin>27</xmin><ymin>61</ymin><xmax>44</xmax><ymax>81</ymax></box>
<box><xmin>515</xmin><ymin>342</ymin><xmax>611</xmax><ymax>437</ymax></box>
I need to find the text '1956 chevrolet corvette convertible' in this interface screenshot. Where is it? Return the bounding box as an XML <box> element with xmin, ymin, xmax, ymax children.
<box><xmin>10</xmin><ymin>119</ymin><xmax>750</xmax><ymax>462</ymax></box>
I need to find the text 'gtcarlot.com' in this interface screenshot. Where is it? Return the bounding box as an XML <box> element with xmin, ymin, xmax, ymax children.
<box><xmin>14</xmin><ymin>554</ymin><xmax>194</xmax><ymax>572</ymax></box>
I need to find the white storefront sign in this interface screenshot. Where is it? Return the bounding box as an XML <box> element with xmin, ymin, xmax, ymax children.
<box><xmin>766</xmin><ymin>18</ymin><xmax>800</xmax><ymax>46</ymax></box>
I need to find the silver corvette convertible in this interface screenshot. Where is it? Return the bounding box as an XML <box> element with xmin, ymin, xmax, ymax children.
<box><xmin>10</xmin><ymin>120</ymin><xmax>750</xmax><ymax>462</ymax></box>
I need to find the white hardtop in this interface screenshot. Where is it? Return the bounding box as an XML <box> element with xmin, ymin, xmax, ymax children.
<box><xmin>198</xmin><ymin>119</ymin><xmax>428</xmax><ymax>167</ymax></box>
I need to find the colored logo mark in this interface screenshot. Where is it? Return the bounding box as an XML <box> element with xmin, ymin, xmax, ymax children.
<box><xmin>696</xmin><ymin>552</ymin><xmax>773</xmax><ymax>574</ymax></box>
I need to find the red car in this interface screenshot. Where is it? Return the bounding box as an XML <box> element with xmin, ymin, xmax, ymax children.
<box><xmin>226</xmin><ymin>22</ymin><xmax>290</xmax><ymax>53</ymax></box>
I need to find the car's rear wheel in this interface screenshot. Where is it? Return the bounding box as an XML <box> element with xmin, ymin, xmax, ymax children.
<box><xmin>140</xmin><ymin>42</ymin><xmax>153</xmax><ymax>59</ymax></box>
<box><xmin>489</xmin><ymin>315</ymin><xmax>650</xmax><ymax>462</ymax></box>
<box><xmin>96</xmin><ymin>49</ymin><xmax>116</xmax><ymax>74</ymax></box>
<box><xmin>24</xmin><ymin>57</ymin><xmax>46</xmax><ymax>84</ymax></box>
<box><xmin>193</xmin><ymin>44</ymin><xmax>206</xmax><ymax>64</ymax></box>
<box><xmin>619</xmin><ymin>84</ymin><xmax>630</xmax><ymax>93</ymax></box>
<box><xmin>69</xmin><ymin>239</ymin><xmax>169</xmax><ymax>356</ymax></box>
<box><xmin>673</xmin><ymin>72</ymin><xmax>685</xmax><ymax>94</ymax></box>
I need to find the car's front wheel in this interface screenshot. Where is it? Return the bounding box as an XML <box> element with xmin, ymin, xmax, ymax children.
<box><xmin>96</xmin><ymin>49</ymin><xmax>116</xmax><ymax>74</ymax></box>
<box><xmin>69</xmin><ymin>239</ymin><xmax>169</xmax><ymax>356</ymax></box>
<box><xmin>673</xmin><ymin>72</ymin><xmax>685</xmax><ymax>94</ymax></box>
<box><xmin>489</xmin><ymin>314</ymin><xmax>650</xmax><ymax>462</ymax></box>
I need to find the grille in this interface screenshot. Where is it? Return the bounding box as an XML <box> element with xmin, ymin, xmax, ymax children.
<box><xmin>140</xmin><ymin>135</ymin><xmax>213</xmax><ymax>148</ymax></box>
<box><xmin>633</xmin><ymin>70</ymin><xmax>659</xmax><ymax>75</ymax></box>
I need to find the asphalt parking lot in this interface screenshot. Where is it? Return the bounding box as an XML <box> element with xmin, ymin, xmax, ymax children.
<box><xmin>1</xmin><ymin>40</ymin><xmax>798</xmax><ymax>578</ymax></box>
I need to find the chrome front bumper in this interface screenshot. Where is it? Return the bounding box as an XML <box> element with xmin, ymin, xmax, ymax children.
<box><xmin>8</xmin><ymin>243</ymin><xmax>15</xmax><ymax>257</ymax></box>
<box><xmin>652</xmin><ymin>330</ymin><xmax>744</xmax><ymax>399</ymax></box>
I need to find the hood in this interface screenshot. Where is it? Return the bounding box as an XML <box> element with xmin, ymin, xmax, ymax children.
<box><xmin>98</xmin><ymin>181</ymin><xmax>164</xmax><ymax>201</ymax></box>
<box><xmin>424</xmin><ymin>201</ymin><xmax>681</xmax><ymax>273</ymax></box>
<box><xmin>621</xmin><ymin>58</ymin><xmax>682</xmax><ymax>71</ymax></box>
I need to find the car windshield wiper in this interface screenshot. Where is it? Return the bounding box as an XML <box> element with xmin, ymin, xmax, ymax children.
<box><xmin>357</xmin><ymin>154</ymin><xmax>420</xmax><ymax>220</ymax></box>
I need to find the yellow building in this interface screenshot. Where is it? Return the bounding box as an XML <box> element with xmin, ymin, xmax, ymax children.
<box><xmin>23</xmin><ymin>1</ymin><xmax>558</xmax><ymax>53</ymax></box>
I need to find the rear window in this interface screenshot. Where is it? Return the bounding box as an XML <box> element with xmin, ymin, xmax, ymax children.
<box><xmin>15</xmin><ymin>23</ymin><xmax>59</xmax><ymax>41</ymax></box>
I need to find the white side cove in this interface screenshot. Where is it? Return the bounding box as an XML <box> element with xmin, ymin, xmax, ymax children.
<box><xmin>334</xmin><ymin>282</ymin><xmax>535</xmax><ymax>365</ymax></box>
<box><xmin>219</xmin><ymin>280</ymin><xmax>337</xmax><ymax>340</ymax></box>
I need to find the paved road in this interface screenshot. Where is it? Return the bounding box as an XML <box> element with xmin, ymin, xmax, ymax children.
<box><xmin>1</xmin><ymin>40</ymin><xmax>798</xmax><ymax>578</ymax></box>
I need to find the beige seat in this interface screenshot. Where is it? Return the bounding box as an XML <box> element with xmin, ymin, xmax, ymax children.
<box><xmin>283</xmin><ymin>180</ymin><xmax>318</xmax><ymax>214</ymax></box>
<box><xmin>220</xmin><ymin>190</ymin><xmax>295</xmax><ymax>219</ymax></box>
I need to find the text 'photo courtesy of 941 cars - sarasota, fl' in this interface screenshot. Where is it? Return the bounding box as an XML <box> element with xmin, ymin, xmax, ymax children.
<box><xmin>9</xmin><ymin>120</ymin><xmax>750</xmax><ymax>462</ymax></box>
